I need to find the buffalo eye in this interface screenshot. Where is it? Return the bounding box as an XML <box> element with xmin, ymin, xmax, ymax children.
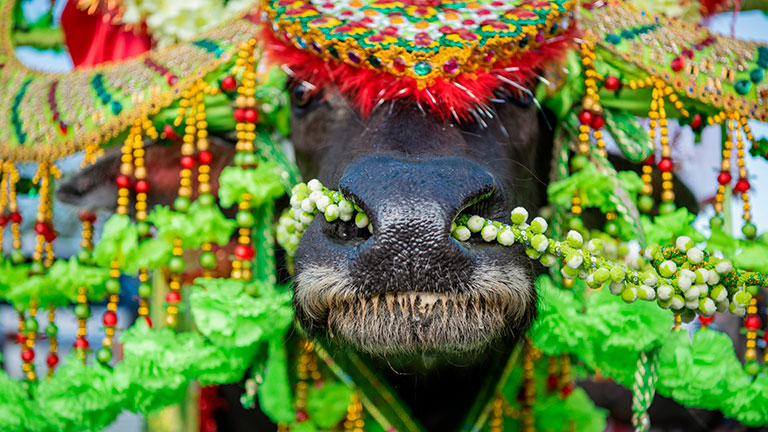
<box><xmin>289</xmin><ymin>80</ymin><xmax>318</xmax><ymax>112</ymax></box>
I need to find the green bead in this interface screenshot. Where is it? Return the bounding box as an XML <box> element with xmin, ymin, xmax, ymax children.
<box><xmin>239</xmin><ymin>153</ymin><xmax>258</xmax><ymax>166</ymax></box>
<box><xmin>45</xmin><ymin>323</ymin><xmax>58</xmax><ymax>338</ymax></box>
<box><xmin>198</xmin><ymin>193</ymin><xmax>215</xmax><ymax>207</ymax></box>
<box><xmin>105</xmin><ymin>279</ymin><xmax>121</xmax><ymax>295</ymax></box>
<box><xmin>77</xmin><ymin>249</ymin><xmax>91</xmax><ymax>264</ymax></box>
<box><xmin>747</xmin><ymin>285</ymin><xmax>760</xmax><ymax>296</ymax></box>
<box><xmin>604</xmin><ymin>220</ymin><xmax>619</xmax><ymax>237</ymax></box>
<box><xmin>174</xmin><ymin>196</ymin><xmax>190</xmax><ymax>213</ymax></box>
<box><xmin>751</xmin><ymin>68</ymin><xmax>764</xmax><ymax>83</ymax></box>
<box><xmin>568</xmin><ymin>217</ymin><xmax>584</xmax><ymax>231</ymax></box>
<box><xmin>237</xmin><ymin>211</ymin><xmax>255</xmax><ymax>228</ymax></box>
<box><xmin>138</xmin><ymin>283</ymin><xmax>152</xmax><ymax>298</ymax></box>
<box><xmin>638</xmin><ymin>195</ymin><xmax>655</xmax><ymax>213</ymax></box>
<box><xmin>200</xmin><ymin>251</ymin><xmax>217</xmax><ymax>269</ymax></box>
<box><xmin>11</xmin><ymin>249</ymin><xmax>25</xmax><ymax>264</ymax></box>
<box><xmin>97</xmin><ymin>348</ymin><xmax>112</xmax><ymax>364</ymax></box>
<box><xmin>25</xmin><ymin>318</ymin><xmax>38</xmax><ymax>332</ymax></box>
<box><xmin>74</xmin><ymin>303</ymin><xmax>90</xmax><ymax>319</ymax></box>
<box><xmin>745</xmin><ymin>361</ymin><xmax>760</xmax><ymax>376</ymax></box>
<box><xmin>169</xmin><ymin>256</ymin><xmax>186</xmax><ymax>273</ymax></box>
<box><xmin>742</xmin><ymin>222</ymin><xmax>757</xmax><ymax>239</ymax></box>
<box><xmin>233</xmin><ymin>153</ymin><xmax>244</xmax><ymax>166</ymax></box>
<box><xmin>30</xmin><ymin>261</ymin><xmax>44</xmax><ymax>275</ymax></box>
<box><xmin>734</xmin><ymin>80</ymin><xmax>752</xmax><ymax>95</ymax></box>
<box><xmin>709</xmin><ymin>216</ymin><xmax>723</xmax><ymax>230</ymax></box>
<box><xmin>570</xmin><ymin>155</ymin><xmax>589</xmax><ymax>172</ymax></box>
<box><xmin>244</xmin><ymin>283</ymin><xmax>259</xmax><ymax>296</ymax></box>
<box><xmin>137</xmin><ymin>221</ymin><xmax>151</xmax><ymax>237</ymax></box>
<box><xmin>414</xmin><ymin>61</ymin><xmax>432</xmax><ymax>76</ymax></box>
<box><xmin>658</xmin><ymin>202</ymin><xmax>677</xmax><ymax>215</ymax></box>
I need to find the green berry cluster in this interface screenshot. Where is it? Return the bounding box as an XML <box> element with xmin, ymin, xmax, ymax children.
<box><xmin>278</xmin><ymin>180</ymin><xmax>767</xmax><ymax>318</ymax></box>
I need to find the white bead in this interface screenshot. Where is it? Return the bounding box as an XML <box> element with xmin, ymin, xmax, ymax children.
<box><xmin>290</xmin><ymin>194</ymin><xmax>302</xmax><ymax>209</ymax></box>
<box><xmin>510</xmin><ymin>207</ymin><xmax>528</xmax><ymax>224</ymax></box>
<box><xmin>355</xmin><ymin>213</ymin><xmax>369</xmax><ymax>229</ymax></box>
<box><xmin>685</xmin><ymin>298</ymin><xmax>700</xmax><ymax>310</ymax></box>
<box><xmin>686</xmin><ymin>248</ymin><xmax>704</xmax><ymax>264</ymax></box>
<box><xmin>453</xmin><ymin>226</ymin><xmax>471</xmax><ymax>242</ymax></box>
<box><xmin>316</xmin><ymin>195</ymin><xmax>331</xmax><ymax>212</ymax></box>
<box><xmin>676</xmin><ymin>236</ymin><xmax>693</xmax><ymax>252</ymax></box>
<box><xmin>467</xmin><ymin>215</ymin><xmax>485</xmax><ymax>232</ymax></box>
<box><xmin>309</xmin><ymin>190</ymin><xmax>324</xmax><ymax>203</ymax></box>
<box><xmin>566</xmin><ymin>253</ymin><xmax>583</xmax><ymax>269</ymax></box>
<box><xmin>498</xmin><ymin>228</ymin><xmax>515</xmax><ymax>246</ymax></box>
<box><xmin>670</xmin><ymin>296</ymin><xmax>684</xmax><ymax>310</ymax></box>
<box><xmin>301</xmin><ymin>198</ymin><xmax>316</xmax><ymax>213</ymax></box>
<box><xmin>307</xmin><ymin>179</ymin><xmax>323</xmax><ymax>191</ymax></box>
<box><xmin>715</xmin><ymin>261</ymin><xmax>733</xmax><ymax>274</ymax></box>
<box><xmin>481</xmin><ymin>225</ymin><xmax>498</xmax><ymax>242</ymax></box>
<box><xmin>657</xmin><ymin>285</ymin><xmax>672</xmax><ymax>301</ymax></box>
<box><xmin>566</xmin><ymin>230</ymin><xmax>583</xmax><ymax>247</ymax></box>
<box><xmin>609</xmin><ymin>282</ymin><xmax>624</xmax><ymax>295</ymax></box>
<box><xmin>530</xmin><ymin>217</ymin><xmax>548</xmax><ymax>234</ymax></box>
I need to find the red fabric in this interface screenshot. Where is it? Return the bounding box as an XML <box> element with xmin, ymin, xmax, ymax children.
<box><xmin>60</xmin><ymin>1</ymin><xmax>152</xmax><ymax>68</ymax></box>
<box><xmin>263</xmin><ymin>27</ymin><xmax>575</xmax><ymax>120</ymax></box>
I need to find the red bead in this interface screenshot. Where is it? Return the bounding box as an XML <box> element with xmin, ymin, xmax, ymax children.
<box><xmin>546</xmin><ymin>374</ymin><xmax>559</xmax><ymax>391</ymax></box>
<box><xmin>220</xmin><ymin>75</ymin><xmax>238</xmax><ymax>92</ymax></box>
<box><xmin>295</xmin><ymin>410</ymin><xmax>309</xmax><ymax>422</ymax></box>
<box><xmin>198</xmin><ymin>151</ymin><xmax>213</xmax><ymax>165</ymax></box>
<box><xmin>234</xmin><ymin>244</ymin><xmax>255</xmax><ymax>260</ymax></box>
<box><xmin>0</xmin><ymin>215</ymin><xmax>8</xmax><ymax>227</ymax></box>
<box><xmin>15</xmin><ymin>334</ymin><xmax>26</xmax><ymax>345</ymax></box>
<box><xmin>116</xmin><ymin>175</ymin><xmax>131</xmax><ymax>189</ymax></box>
<box><xmin>244</xmin><ymin>108</ymin><xmax>259</xmax><ymax>124</ymax></box>
<box><xmin>164</xmin><ymin>124</ymin><xmax>180</xmax><ymax>141</ymax></box>
<box><xmin>657</xmin><ymin>157</ymin><xmax>673</xmax><ymax>172</ymax></box>
<box><xmin>10</xmin><ymin>211</ymin><xmax>22</xmax><ymax>223</ymax></box>
<box><xmin>21</xmin><ymin>349</ymin><xmax>35</xmax><ymax>363</ymax></box>
<box><xmin>103</xmin><ymin>310</ymin><xmax>118</xmax><ymax>327</ymax></box>
<box><xmin>671</xmin><ymin>57</ymin><xmax>684</xmax><ymax>72</ymax></box>
<box><xmin>78</xmin><ymin>210</ymin><xmax>97</xmax><ymax>223</ymax></box>
<box><xmin>143</xmin><ymin>316</ymin><xmax>153</xmax><ymax>328</ymax></box>
<box><xmin>134</xmin><ymin>180</ymin><xmax>149</xmax><ymax>194</ymax></box>
<box><xmin>34</xmin><ymin>222</ymin><xmax>47</xmax><ymax>235</ymax></box>
<box><xmin>690</xmin><ymin>113</ymin><xmax>703</xmax><ymax>130</ymax></box>
<box><xmin>233</xmin><ymin>108</ymin><xmax>246</xmax><ymax>123</ymax></box>
<box><xmin>59</xmin><ymin>123</ymin><xmax>68</xmax><ymax>135</ymax></box>
<box><xmin>745</xmin><ymin>315</ymin><xmax>761</xmax><ymax>331</ymax></box>
<box><xmin>717</xmin><ymin>171</ymin><xmax>732</xmax><ymax>185</ymax></box>
<box><xmin>589</xmin><ymin>114</ymin><xmax>604</xmax><ymax>130</ymax></box>
<box><xmin>167</xmin><ymin>75</ymin><xmax>178</xmax><ymax>85</ymax></box>
<box><xmin>578</xmin><ymin>110</ymin><xmax>592</xmax><ymax>125</ymax></box>
<box><xmin>180</xmin><ymin>156</ymin><xmax>196</xmax><ymax>169</ymax></box>
<box><xmin>559</xmin><ymin>382</ymin><xmax>574</xmax><ymax>398</ymax></box>
<box><xmin>46</xmin><ymin>353</ymin><xmax>59</xmax><ymax>368</ymax></box>
<box><xmin>698</xmin><ymin>315</ymin><xmax>714</xmax><ymax>326</ymax></box>
<box><xmin>166</xmin><ymin>290</ymin><xmax>182</xmax><ymax>304</ymax></box>
<box><xmin>682</xmin><ymin>48</ymin><xmax>694</xmax><ymax>59</ymax></box>
<box><xmin>734</xmin><ymin>178</ymin><xmax>751</xmax><ymax>193</ymax></box>
<box><xmin>604</xmin><ymin>75</ymin><xmax>620</xmax><ymax>91</ymax></box>
<box><xmin>74</xmin><ymin>337</ymin><xmax>89</xmax><ymax>350</ymax></box>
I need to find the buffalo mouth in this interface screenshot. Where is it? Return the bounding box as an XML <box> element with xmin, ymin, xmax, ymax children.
<box><xmin>293</xmin><ymin>258</ymin><xmax>536</xmax><ymax>356</ymax></box>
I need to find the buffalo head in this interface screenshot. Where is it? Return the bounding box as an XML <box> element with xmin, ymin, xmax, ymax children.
<box><xmin>288</xmin><ymin>84</ymin><xmax>554</xmax><ymax>358</ymax></box>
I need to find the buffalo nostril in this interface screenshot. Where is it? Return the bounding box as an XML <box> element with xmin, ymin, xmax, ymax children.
<box><xmin>321</xmin><ymin>217</ymin><xmax>372</xmax><ymax>243</ymax></box>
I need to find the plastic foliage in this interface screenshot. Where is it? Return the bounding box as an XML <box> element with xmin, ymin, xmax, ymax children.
<box><xmin>217</xmin><ymin>160</ymin><xmax>285</xmax><ymax>209</ymax></box>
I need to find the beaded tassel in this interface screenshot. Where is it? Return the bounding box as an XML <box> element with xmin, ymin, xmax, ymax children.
<box><xmin>99</xmin><ymin>260</ymin><xmax>120</xmax><ymax>364</ymax></box>
<box><xmin>743</xmin><ymin>296</ymin><xmax>761</xmax><ymax>376</ymax></box>
<box><xmin>344</xmin><ymin>393</ymin><xmax>365</xmax><ymax>432</ymax></box>
<box><xmin>231</xmin><ymin>40</ymin><xmax>259</xmax><ymax>281</ymax></box>
<box><xmin>46</xmin><ymin>305</ymin><xmax>58</xmax><ymax>376</ymax></box>
<box><xmin>520</xmin><ymin>341</ymin><xmax>537</xmax><ymax>432</ymax></box>
<box><xmin>74</xmin><ymin>212</ymin><xmax>94</xmax><ymax>361</ymax></box>
<box><xmin>734</xmin><ymin>114</ymin><xmax>756</xmax><ymax>239</ymax></box>
<box><xmin>488</xmin><ymin>394</ymin><xmax>504</xmax><ymax>432</ymax></box>
<box><xmin>295</xmin><ymin>340</ymin><xmax>322</xmax><ymax>423</ymax></box>
<box><xmin>559</xmin><ymin>353</ymin><xmax>573</xmax><ymax>398</ymax></box>
<box><xmin>22</xmin><ymin>302</ymin><xmax>38</xmax><ymax>382</ymax></box>
<box><xmin>713</xmin><ymin>112</ymin><xmax>732</xmax><ymax>225</ymax></box>
<box><xmin>196</xmin><ymin>82</ymin><xmax>220</xmax><ymax>278</ymax></box>
<box><xmin>7</xmin><ymin>163</ymin><xmax>23</xmax><ymax>264</ymax></box>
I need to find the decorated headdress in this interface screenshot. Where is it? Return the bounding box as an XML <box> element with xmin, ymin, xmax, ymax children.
<box><xmin>0</xmin><ymin>1</ymin><xmax>767</xmax><ymax>432</ymax></box>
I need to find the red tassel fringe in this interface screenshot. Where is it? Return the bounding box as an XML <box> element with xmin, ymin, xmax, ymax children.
<box><xmin>263</xmin><ymin>27</ymin><xmax>576</xmax><ymax>119</ymax></box>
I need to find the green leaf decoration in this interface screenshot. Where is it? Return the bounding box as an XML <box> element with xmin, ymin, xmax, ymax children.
<box><xmin>187</xmin><ymin>201</ymin><xmax>237</xmax><ymax>246</ymax></box>
<box><xmin>535</xmin><ymin>387</ymin><xmax>607</xmax><ymax>432</ymax></box>
<box><xmin>45</xmin><ymin>258</ymin><xmax>111</xmax><ymax>302</ymax></box>
<box><xmin>306</xmin><ymin>382</ymin><xmax>355</xmax><ymax>428</ymax></box>
<box><xmin>640</xmin><ymin>207</ymin><xmax>705</xmax><ymax>247</ymax></box>
<box><xmin>0</xmin><ymin>258</ymin><xmax>29</xmax><ymax>298</ymax></box>
<box><xmin>5</xmin><ymin>274</ymin><xmax>56</xmax><ymax>310</ymax></box>
<box><xmin>189</xmin><ymin>278</ymin><xmax>293</xmax><ymax>348</ymax></box>
<box><xmin>0</xmin><ymin>370</ymin><xmax>45</xmax><ymax>432</ymax></box>
<box><xmin>36</xmin><ymin>360</ymin><xmax>124</xmax><ymax>432</ymax></box>
<box><xmin>147</xmin><ymin>205</ymin><xmax>197</xmax><ymax>247</ymax></box>
<box><xmin>547</xmin><ymin>163</ymin><xmax>643</xmax><ymax>216</ymax></box>
<box><xmin>92</xmin><ymin>214</ymin><xmax>138</xmax><ymax>267</ymax></box>
<box><xmin>217</xmin><ymin>161</ymin><xmax>285</xmax><ymax>209</ymax></box>
<box><xmin>602</xmin><ymin>109</ymin><xmax>653</xmax><ymax>163</ymax></box>
<box><xmin>122</xmin><ymin>238</ymin><xmax>173</xmax><ymax>274</ymax></box>
<box><xmin>258</xmin><ymin>338</ymin><xmax>296</xmax><ymax>424</ymax></box>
